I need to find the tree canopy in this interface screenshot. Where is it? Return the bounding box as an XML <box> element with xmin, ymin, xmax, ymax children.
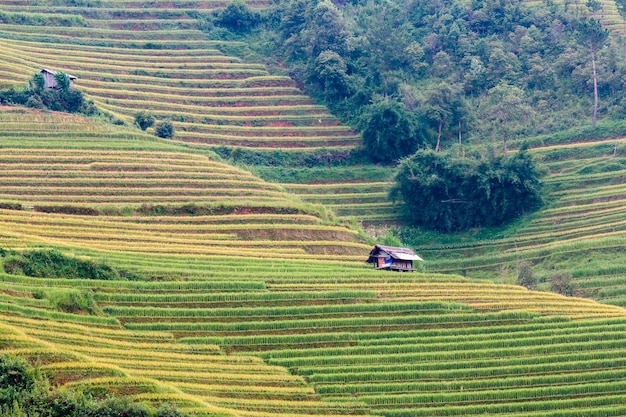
<box><xmin>206</xmin><ymin>0</ymin><xmax>626</xmax><ymax>152</ymax></box>
<box><xmin>389</xmin><ymin>148</ymin><xmax>543</xmax><ymax>232</ymax></box>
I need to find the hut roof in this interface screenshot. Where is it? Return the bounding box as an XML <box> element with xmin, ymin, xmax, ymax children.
<box><xmin>41</xmin><ymin>68</ymin><xmax>77</xmax><ymax>80</ymax></box>
<box><xmin>366</xmin><ymin>244</ymin><xmax>423</xmax><ymax>263</ymax></box>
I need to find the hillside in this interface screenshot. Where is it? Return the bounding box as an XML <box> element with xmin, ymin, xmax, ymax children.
<box><xmin>1</xmin><ymin>101</ymin><xmax>626</xmax><ymax>417</ymax></box>
<box><xmin>1</xmin><ymin>0</ymin><xmax>626</xmax><ymax>416</ymax></box>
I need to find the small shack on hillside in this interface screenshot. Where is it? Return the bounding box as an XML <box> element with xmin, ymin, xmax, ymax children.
<box><xmin>366</xmin><ymin>244</ymin><xmax>422</xmax><ymax>272</ymax></box>
<box><xmin>41</xmin><ymin>69</ymin><xmax>77</xmax><ymax>89</ymax></box>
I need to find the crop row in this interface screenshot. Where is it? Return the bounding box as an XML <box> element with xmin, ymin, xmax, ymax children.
<box><xmin>124</xmin><ymin>310</ymin><xmax>537</xmax><ymax>334</ymax></box>
<box><xmin>104</xmin><ymin>301</ymin><xmax>470</xmax><ymax>320</ymax></box>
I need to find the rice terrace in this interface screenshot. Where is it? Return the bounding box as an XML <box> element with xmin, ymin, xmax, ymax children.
<box><xmin>1</xmin><ymin>0</ymin><xmax>626</xmax><ymax>415</ymax></box>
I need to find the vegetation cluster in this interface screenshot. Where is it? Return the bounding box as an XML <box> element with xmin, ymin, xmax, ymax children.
<box><xmin>1</xmin><ymin>249</ymin><xmax>141</xmax><ymax>281</ymax></box>
<box><xmin>390</xmin><ymin>148</ymin><xmax>543</xmax><ymax>232</ymax></box>
<box><xmin>0</xmin><ymin>354</ymin><xmax>186</xmax><ymax>417</ymax></box>
<box><xmin>210</xmin><ymin>0</ymin><xmax>623</xmax><ymax>157</ymax></box>
<box><xmin>0</xmin><ymin>72</ymin><xmax>96</xmax><ymax>115</ymax></box>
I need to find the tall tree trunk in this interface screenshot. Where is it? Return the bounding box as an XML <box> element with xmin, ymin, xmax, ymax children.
<box><xmin>602</xmin><ymin>1</ymin><xmax>605</xmax><ymax>26</ymax></box>
<box><xmin>592</xmin><ymin>47</ymin><xmax>599</xmax><ymax>128</ymax></box>
<box><xmin>435</xmin><ymin>119</ymin><xmax>443</xmax><ymax>152</ymax></box>
<box><xmin>623</xmin><ymin>20</ymin><xmax>626</xmax><ymax>60</ymax></box>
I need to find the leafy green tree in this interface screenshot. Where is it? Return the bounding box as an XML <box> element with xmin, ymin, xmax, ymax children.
<box><xmin>360</xmin><ymin>99</ymin><xmax>424</xmax><ymax>163</ymax></box>
<box><xmin>28</xmin><ymin>73</ymin><xmax>45</xmax><ymax>94</ymax></box>
<box><xmin>303</xmin><ymin>0</ymin><xmax>349</xmax><ymax>58</ymax></box>
<box><xmin>53</xmin><ymin>72</ymin><xmax>70</xmax><ymax>92</ymax></box>
<box><xmin>134</xmin><ymin>111</ymin><xmax>155</xmax><ymax>131</ymax></box>
<box><xmin>310</xmin><ymin>50</ymin><xmax>350</xmax><ymax>101</ymax></box>
<box><xmin>476</xmin><ymin>83</ymin><xmax>535</xmax><ymax>153</ymax></box>
<box><xmin>576</xmin><ymin>18</ymin><xmax>609</xmax><ymax>127</ymax></box>
<box><xmin>214</xmin><ymin>0</ymin><xmax>260</xmax><ymax>32</ymax></box>
<box><xmin>419</xmin><ymin>82</ymin><xmax>467</xmax><ymax>152</ymax></box>
<box><xmin>155</xmin><ymin>120</ymin><xmax>175</xmax><ymax>139</ymax></box>
<box><xmin>390</xmin><ymin>148</ymin><xmax>543</xmax><ymax>232</ymax></box>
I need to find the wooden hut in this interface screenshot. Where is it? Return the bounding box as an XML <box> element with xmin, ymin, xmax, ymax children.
<box><xmin>366</xmin><ymin>244</ymin><xmax>422</xmax><ymax>272</ymax></box>
<box><xmin>41</xmin><ymin>69</ymin><xmax>77</xmax><ymax>89</ymax></box>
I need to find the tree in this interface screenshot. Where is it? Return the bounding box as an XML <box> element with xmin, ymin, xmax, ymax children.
<box><xmin>360</xmin><ymin>99</ymin><xmax>424</xmax><ymax>163</ymax></box>
<box><xmin>155</xmin><ymin>120</ymin><xmax>175</xmax><ymax>139</ymax></box>
<box><xmin>419</xmin><ymin>82</ymin><xmax>467</xmax><ymax>152</ymax></box>
<box><xmin>576</xmin><ymin>19</ymin><xmax>609</xmax><ymax>127</ymax></box>
<box><xmin>28</xmin><ymin>73</ymin><xmax>45</xmax><ymax>94</ymax></box>
<box><xmin>549</xmin><ymin>271</ymin><xmax>576</xmax><ymax>296</ymax></box>
<box><xmin>477</xmin><ymin>83</ymin><xmax>534</xmax><ymax>153</ymax></box>
<box><xmin>214</xmin><ymin>0</ymin><xmax>260</xmax><ymax>33</ymax></box>
<box><xmin>389</xmin><ymin>148</ymin><xmax>543</xmax><ymax>232</ymax></box>
<box><xmin>53</xmin><ymin>72</ymin><xmax>71</xmax><ymax>92</ymax></box>
<box><xmin>516</xmin><ymin>261</ymin><xmax>537</xmax><ymax>290</ymax></box>
<box><xmin>303</xmin><ymin>0</ymin><xmax>349</xmax><ymax>58</ymax></box>
<box><xmin>134</xmin><ymin>111</ymin><xmax>155</xmax><ymax>131</ymax></box>
<box><xmin>310</xmin><ymin>50</ymin><xmax>350</xmax><ymax>101</ymax></box>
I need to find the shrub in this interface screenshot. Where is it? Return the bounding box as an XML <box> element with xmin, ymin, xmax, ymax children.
<box><xmin>25</xmin><ymin>94</ymin><xmax>44</xmax><ymax>109</ymax></box>
<box><xmin>390</xmin><ymin>148</ymin><xmax>543</xmax><ymax>232</ymax></box>
<box><xmin>0</xmin><ymin>354</ymin><xmax>38</xmax><ymax>402</ymax></box>
<box><xmin>214</xmin><ymin>1</ymin><xmax>260</xmax><ymax>33</ymax></box>
<box><xmin>46</xmin><ymin>289</ymin><xmax>98</xmax><ymax>314</ymax></box>
<box><xmin>0</xmin><ymin>202</ymin><xmax>22</xmax><ymax>210</ymax></box>
<box><xmin>155</xmin><ymin>119</ymin><xmax>175</xmax><ymax>139</ymax></box>
<box><xmin>34</xmin><ymin>205</ymin><xmax>99</xmax><ymax>215</ymax></box>
<box><xmin>516</xmin><ymin>261</ymin><xmax>537</xmax><ymax>290</ymax></box>
<box><xmin>549</xmin><ymin>271</ymin><xmax>576</xmax><ymax>296</ymax></box>
<box><xmin>134</xmin><ymin>111</ymin><xmax>155</xmax><ymax>131</ymax></box>
<box><xmin>2</xmin><ymin>249</ymin><xmax>139</xmax><ymax>281</ymax></box>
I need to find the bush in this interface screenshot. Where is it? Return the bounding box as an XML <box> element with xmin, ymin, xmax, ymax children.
<box><xmin>516</xmin><ymin>261</ymin><xmax>537</xmax><ymax>290</ymax></box>
<box><xmin>0</xmin><ymin>354</ymin><xmax>39</xmax><ymax>404</ymax></box>
<box><xmin>155</xmin><ymin>120</ymin><xmax>175</xmax><ymax>139</ymax></box>
<box><xmin>2</xmin><ymin>249</ymin><xmax>139</xmax><ymax>281</ymax></box>
<box><xmin>134</xmin><ymin>111</ymin><xmax>155</xmax><ymax>131</ymax></box>
<box><xmin>34</xmin><ymin>205</ymin><xmax>99</xmax><ymax>216</ymax></box>
<box><xmin>46</xmin><ymin>289</ymin><xmax>98</xmax><ymax>314</ymax></box>
<box><xmin>549</xmin><ymin>271</ymin><xmax>576</xmax><ymax>296</ymax></box>
<box><xmin>25</xmin><ymin>94</ymin><xmax>44</xmax><ymax>109</ymax></box>
<box><xmin>390</xmin><ymin>148</ymin><xmax>543</xmax><ymax>232</ymax></box>
<box><xmin>213</xmin><ymin>1</ymin><xmax>260</xmax><ymax>33</ymax></box>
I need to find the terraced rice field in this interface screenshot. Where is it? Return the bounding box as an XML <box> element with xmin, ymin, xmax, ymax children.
<box><xmin>0</xmin><ymin>4</ymin><xmax>360</xmax><ymax>150</ymax></box>
<box><xmin>2</xmin><ymin>2</ymin><xmax>626</xmax><ymax>416</ymax></box>
<box><xmin>525</xmin><ymin>0</ymin><xmax>626</xmax><ymax>36</ymax></box>
<box><xmin>415</xmin><ymin>135</ymin><xmax>626</xmax><ymax>303</ymax></box>
<box><xmin>0</xmin><ymin>109</ymin><xmax>625</xmax><ymax>416</ymax></box>
<box><xmin>4</xmin><ymin>251</ymin><xmax>626</xmax><ymax>417</ymax></box>
<box><xmin>0</xmin><ymin>108</ymin><xmax>369</xmax><ymax>261</ymax></box>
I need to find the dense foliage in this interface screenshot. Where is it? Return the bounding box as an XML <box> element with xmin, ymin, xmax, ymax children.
<box><xmin>359</xmin><ymin>99</ymin><xmax>426</xmax><ymax>162</ymax></box>
<box><xmin>207</xmin><ymin>0</ymin><xmax>626</xmax><ymax>155</ymax></box>
<box><xmin>0</xmin><ymin>72</ymin><xmax>96</xmax><ymax>115</ymax></box>
<box><xmin>155</xmin><ymin>119</ymin><xmax>175</xmax><ymax>139</ymax></box>
<box><xmin>2</xmin><ymin>249</ymin><xmax>140</xmax><ymax>281</ymax></box>
<box><xmin>389</xmin><ymin>148</ymin><xmax>543</xmax><ymax>232</ymax></box>
<box><xmin>0</xmin><ymin>354</ymin><xmax>187</xmax><ymax>417</ymax></box>
<box><xmin>134</xmin><ymin>111</ymin><xmax>155</xmax><ymax>131</ymax></box>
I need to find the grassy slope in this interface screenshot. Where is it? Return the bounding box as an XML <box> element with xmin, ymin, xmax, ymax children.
<box><xmin>1</xmin><ymin>97</ymin><xmax>626</xmax><ymax>417</ymax></box>
<box><xmin>1</xmin><ymin>2</ymin><xmax>626</xmax><ymax>416</ymax></box>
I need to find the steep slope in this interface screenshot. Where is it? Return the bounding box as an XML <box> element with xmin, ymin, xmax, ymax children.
<box><xmin>418</xmin><ymin>134</ymin><xmax>626</xmax><ymax>305</ymax></box>
<box><xmin>0</xmin><ymin>106</ymin><xmax>625</xmax><ymax>417</ymax></box>
<box><xmin>0</xmin><ymin>108</ymin><xmax>369</xmax><ymax>260</ymax></box>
